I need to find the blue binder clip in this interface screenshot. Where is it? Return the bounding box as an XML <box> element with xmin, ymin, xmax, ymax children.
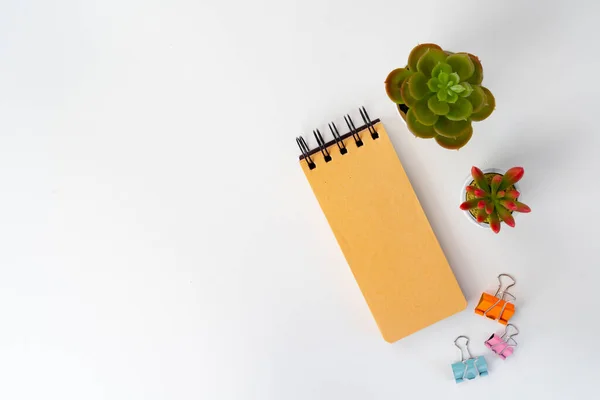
<box><xmin>451</xmin><ymin>336</ymin><xmax>488</xmax><ymax>383</ymax></box>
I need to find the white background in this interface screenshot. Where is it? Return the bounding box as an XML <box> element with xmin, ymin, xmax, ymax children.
<box><xmin>1</xmin><ymin>0</ymin><xmax>599</xmax><ymax>399</ymax></box>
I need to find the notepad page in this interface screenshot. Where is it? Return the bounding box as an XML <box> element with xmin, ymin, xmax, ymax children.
<box><xmin>300</xmin><ymin>122</ymin><xmax>466</xmax><ymax>342</ymax></box>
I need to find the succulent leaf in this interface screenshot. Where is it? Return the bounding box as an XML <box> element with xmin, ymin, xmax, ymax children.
<box><xmin>471</xmin><ymin>166</ymin><xmax>490</xmax><ymax>192</ymax></box>
<box><xmin>476</xmin><ymin>208</ymin><xmax>488</xmax><ymax>223</ymax></box>
<box><xmin>498</xmin><ymin>167</ymin><xmax>525</xmax><ymax>191</ymax></box>
<box><xmin>460</xmin><ymin>199</ymin><xmax>480</xmax><ymax>210</ymax></box>
<box><xmin>448</xmin><ymin>73</ymin><xmax>460</xmax><ymax>86</ymax></box>
<box><xmin>489</xmin><ymin>212</ymin><xmax>501</xmax><ymax>233</ymax></box>
<box><xmin>408</xmin><ymin>43</ymin><xmax>443</xmax><ymax>71</ymax></box>
<box><xmin>437</xmin><ymin>89</ymin><xmax>448</xmax><ymax>102</ymax></box>
<box><xmin>499</xmin><ymin>199</ymin><xmax>517</xmax><ymax>210</ymax></box>
<box><xmin>446</xmin><ymin>53</ymin><xmax>475</xmax><ymax>81</ymax></box>
<box><xmin>470</xmin><ymin>87</ymin><xmax>495</xmax><ymax>121</ymax></box>
<box><xmin>450</xmin><ymin>84</ymin><xmax>465</xmax><ymax>94</ymax></box>
<box><xmin>446</xmin><ymin>98</ymin><xmax>473</xmax><ymax>121</ymax></box>
<box><xmin>427</xmin><ymin>96</ymin><xmax>450</xmax><ymax>115</ymax></box>
<box><xmin>485</xmin><ymin>201</ymin><xmax>495</xmax><ymax>215</ymax></box>
<box><xmin>434</xmin><ymin>117</ymin><xmax>471</xmax><ymax>138</ymax></box>
<box><xmin>473</xmin><ymin>188</ymin><xmax>487</xmax><ymax>197</ymax></box>
<box><xmin>465</xmin><ymin>53</ymin><xmax>483</xmax><ymax>84</ymax></box>
<box><xmin>401</xmin><ymin>79</ymin><xmax>418</xmax><ymax>107</ymax></box>
<box><xmin>467</xmin><ymin>85</ymin><xmax>486</xmax><ymax>113</ymax></box>
<box><xmin>405</xmin><ymin>108</ymin><xmax>436</xmax><ymax>138</ymax></box>
<box><xmin>458</xmin><ymin>82</ymin><xmax>473</xmax><ymax>98</ymax></box>
<box><xmin>496</xmin><ymin>205</ymin><xmax>516</xmax><ymax>227</ymax></box>
<box><xmin>385</xmin><ymin>68</ymin><xmax>413</xmax><ymax>104</ymax></box>
<box><xmin>505</xmin><ymin>190</ymin><xmax>520</xmax><ymax>200</ymax></box>
<box><xmin>431</xmin><ymin>62</ymin><xmax>452</xmax><ymax>77</ymax></box>
<box><xmin>417</xmin><ymin>48</ymin><xmax>447</xmax><ymax>76</ymax></box>
<box><xmin>408</xmin><ymin>72</ymin><xmax>430</xmax><ymax>100</ymax></box>
<box><xmin>438</xmin><ymin>72</ymin><xmax>449</xmax><ymax>85</ymax></box>
<box><xmin>434</xmin><ymin>125</ymin><xmax>472</xmax><ymax>149</ymax></box>
<box><xmin>513</xmin><ymin>201</ymin><xmax>531</xmax><ymax>213</ymax></box>
<box><xmin>413</xmin><ymin>96</ymin><xmax>439</xmax><ymax>126</ymax></box>
<box><xmin>446</xmin><ymin>91</ymin><xmax>459</xmax><ymax>104</ymax></box>
<box><xmin>427</xmin><ymin>78</ymin><xmax>440</xmax><ymax>92</ymax></box>
<box><xmin>490</xmin><ymin>174</ymin><xmax>502</xmax><ymax>196</ymax></box>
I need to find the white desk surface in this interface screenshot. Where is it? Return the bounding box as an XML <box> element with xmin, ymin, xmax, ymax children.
<box><xmin>1</xmin><ymin>1</ymin><xmax>598</xmax><ymax>399</ymax></box>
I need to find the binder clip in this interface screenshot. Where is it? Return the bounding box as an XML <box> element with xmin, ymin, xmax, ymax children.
<box><xmin>451</xmin><ymin>336</ymin><xmax>488</xmax><ymax>383</ymax></box>
<box><xmin>475</xmin><ymin>274</ymin><xmax>516</xmax><ymax>325</ymax></box>
<box><xmin>485</xmin><ymin>324</ymin><xmax>519</xmax><ymax>360</ymax></box>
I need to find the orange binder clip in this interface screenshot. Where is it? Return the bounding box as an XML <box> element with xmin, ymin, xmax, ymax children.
<box><xmin>475</xmin><ymin>274</ymin><xmax>516</xmax><ymax>325</ymax></box>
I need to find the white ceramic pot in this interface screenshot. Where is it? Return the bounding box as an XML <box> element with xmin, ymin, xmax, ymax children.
<box><xmin>460</xmin><ymin>168</ymin><xmax>521</xmax><ymax>228</ymax></box>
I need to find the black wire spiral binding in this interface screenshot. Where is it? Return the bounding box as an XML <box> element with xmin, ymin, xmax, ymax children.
<box><xmin>359</xmin><ymin>106</ymin><xmax>379</xmax><ymax>139</ymax></box>
<box><xmin>344</xmin><ymin>114</ymin><xmax>363</xmax><ymax>147</ymax></box>
<box><xmin>296</xmin><ymin>136</ymin><xmax>316</xmax><ymax>170</ymax></box>
<box><xmin>313</xmin><ymin>129</ymin><xmax>331</xmax><ymax>162</ymax></box>
<box><xmin>296</xmin><ymin>107</ymin><xmax>379</xmax><ymax>170</ymax></box>
<box><xmin>328</xmin><ymin>122</ymin><xmax>347</xmax><ymax>155</ymax></box>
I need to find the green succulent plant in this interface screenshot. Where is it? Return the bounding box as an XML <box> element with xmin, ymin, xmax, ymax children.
<box><xmin>385</xmin><ymin>43</ymin><xmax>495</xmax><ymax>149</ymax></box>
<box><xmin>460</xmin><ymin>167</ymin><xmax>531</xmax><ymax>234</ymax></box>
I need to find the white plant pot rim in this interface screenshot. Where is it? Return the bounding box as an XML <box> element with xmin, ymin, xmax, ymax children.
<box><xmin>460</xmin><ymin>168</ymin><xmax>522</xmax><ymax>229</ymax></box>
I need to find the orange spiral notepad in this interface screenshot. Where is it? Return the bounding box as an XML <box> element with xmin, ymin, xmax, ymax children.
<box><xmin>296</xmin><ymin>107</ymin><xmax>466</xmax><ymax>343</ymax></box>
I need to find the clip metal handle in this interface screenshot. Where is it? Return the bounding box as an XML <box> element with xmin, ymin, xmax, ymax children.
<box><xmin>454</xmin><ymin>335</ymin><xmax>473</xmax><ymax>362</ymax></box>
<box><xmin>501</xmin><ymin>323</ymin><xmax>520</xmax><ymax>346</ymax></box>
<box><xmin>494</xmin><ymin>273</ymin><xmax>516</xmax><ymax>300</ymax></box>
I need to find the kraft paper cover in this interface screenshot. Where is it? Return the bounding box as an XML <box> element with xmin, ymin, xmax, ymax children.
<box><xmin>300</xmin><ymin>122</ymin><xmax>466</xmax><ymax>342</ymax></box>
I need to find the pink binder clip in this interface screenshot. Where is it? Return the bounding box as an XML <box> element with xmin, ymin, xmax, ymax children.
<box><xmin>485</xmin><ymin>324</ymin><xmax>519</xmax><ymax>360</ymax></box>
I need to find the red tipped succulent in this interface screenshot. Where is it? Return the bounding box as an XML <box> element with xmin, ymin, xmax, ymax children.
<box><xmin>460</xmin><ymin>166</ymin><xmax>531</xmax><ymax>233</ymax></box>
